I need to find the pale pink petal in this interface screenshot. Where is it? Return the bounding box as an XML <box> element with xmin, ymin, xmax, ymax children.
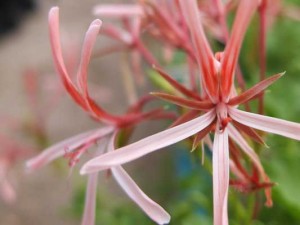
<box><xmin>77</xmin><ymin>19</ymin><xmax>102</xmax><ymax>95</ymax></box>
<box><xmin>48</xmin><ymin>7</ymin><xmax>71</xmax><ymax>84</ymax></box>
<box><xmin>81</xmin><ymin>110</ymin><xmax>216</xmax><ymax>174</ymax></box>
<box><xmin>93</xmin><ymin>4</ymin><xmax>144</xmax><ymax>18</ymax></box>
<box><xmin>81</xmin><ymin>139</ymin><xmax>109</xmax><ymax>225</ymax></box>
<box><xmin>227</xmin><ymin>124</ymin><xmax>266</xmax><ymax>178</ymax></box>
<box><xmin>179</xmin><ymin>0</ymin><xmax>218</xmax><ymax>101</ymax></box>
<box><xmin>81</xmin><ymin>174</ymin><xmax>98</xmax><ymax>225</ymax></box>
<box><xmin>229</xmin><ymin>107</ymin><xmax>300</xmax><ymax>141</ymax></box>
<box><xmin>112</xmin><ymin>167</ymin><xmax>170</xmax><ymax>224</ymax></box>
<box><xmin>26</xmin><ymin>127</ymin><xmax>114</xmax><ymax>171</ymax></box>
<box><xmin>221</xmin><ymin>0</ymin><xmax>260</xmax><ymax>99</ymax></box>
<box><xmin>213</xmin><ymin>126</ymin><xmax>229</xmax><ymax>225</ymax></box>
<box><xmin>48</xmin><ymin>7</ymin><xmax>85</xmax><ymax>107</ymax></box>
<box><xmin>105</xmin><ymin>133</ymin><xmax>170</xmax><ymax>224</ymax></box>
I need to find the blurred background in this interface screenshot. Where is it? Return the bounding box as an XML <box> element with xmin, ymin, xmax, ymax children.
<box><xmin>0</xmin><ymin>0</ymin><xmax>300</xmax><ymax>225</ymax></box>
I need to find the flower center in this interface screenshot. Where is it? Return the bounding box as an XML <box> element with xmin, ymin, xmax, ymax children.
<box><xmin>216</xmin><ymin>102</ymin><xmax>231</xmax><ymax>130</ymax></box>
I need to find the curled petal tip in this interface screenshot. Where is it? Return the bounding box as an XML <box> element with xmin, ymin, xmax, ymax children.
<box><xmin>49</xmin><ymin>6</ymin><xmax>59</xmax><ymax>17</ymax></box>
<box><xmin>279</xmin><ymin>71</ymin><xmax>286</xmax><ymax>76</ymax></box>
<box><xmin>158</xmin><ymin>215</ymin><xmax>171</xmax><ymax>225</ymax></box>
<box><xmin>91</xmin><ymin>19</ymin><xmax>102</xmax><ymax>27</ymax></box>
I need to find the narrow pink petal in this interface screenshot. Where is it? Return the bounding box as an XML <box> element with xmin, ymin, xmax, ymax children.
<box><xmin>48</xmin><ymin>7</ymin><xmax>70</xmax><ymax>84</ymax></box>
<box><xmin>93</xmin><ymin>4</ymin><xmax>144</xmax><ymax>18</ymax></box>
<box><xmin>151</xmin><ymin>92</ymin><xmax>214</xmax><ymax>110</ymax></box>
<box><xmin>228</xmin><ymin>72</ymin><xmax>284</xmax><ymax>106</ymax></box>
<box><xmin>103</xmin><ymin>133</ymin><xmax>170</xmax><ymax>224</ymax></box>
<box><xmin>112</xmin><ymin>167</ymin><xmax>170</xmax><ymax>224</ymax></box>
<box><xmin>81</xmin><ymin>110</ymin><xmax>216</xmax><ymax>174</ymax></box>
<box><xmin>229</xmin><ymin>107</ymin><xmax>300</xmax><ymax>141</ymax></box>
<box><xmin>213</xmin><ymin>125</ymin><xmax>229</xmax><ymax>225</ymax></box>
<box><xmin>26</xmin><ymin>127</ymin><xmax>114</xmax><ymax>171</ymax></box>
<box><xmin>227</xmin><ymin>124</ymin><xmax>266</xmax><ymax>177</ymax></box>
<box><xmin>81</xmin><ymin>174</ymin><xmax>98</xmax><ymax>225</ymax></box>
<box><xmin>81</xmin><ymin>141</ymin><xmax>109</xmax><ymax>225</ymax></box>
<box><xmin>77</xmin><ymin>19</ymin><xmax>102</xmax><ymax>95</ymax></box>
<box><xmin>221</xmin><ymin>0</ymin><xmax>260</xmax><ymax>100</ymax></box>
<box><xmin>179</xmin><ymin>0</ymin><xmax>218</xmax><ymax>102</ymax></box>
<box><xmin>48</xmin><ymin>7</ymin><xmax>85</xmax><ymax>107</ymax></box>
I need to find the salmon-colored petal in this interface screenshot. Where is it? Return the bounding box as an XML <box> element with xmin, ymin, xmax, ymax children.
<box><xmin>151</xmin><ymin>92</ymin><xmax>214</xmax><ymax>110</ymax></box>
<box><xmin>170</xmin><ymin>110</ymin><xmax>199</xmax><ymax>128</ymax></box>
<box><xmin>192</xmin><ymin>122</ymin><xmax>215</xmax><ymax>151</ymax></box>
<box><xmin>228</xmin><ymin>72</ymin><xmax>284</xmax><ymax>106</ymax></box>
<box><xmin>80</xmin><ymin>110</ymin><xmax>216</xmax><ymax>174</ymax></box>
<box><xmin>221</xmin><ymin>0</ymin><xmax>260</xmax><ymax>100</ymax></box>
<box><xmin>179</xmin><ymin>0</ymin><xmax>218</xmax><ymax>102</ymax></box>
<box><xmin>231</xmin><ymin>120</ymin><xmax>266</xmax><ymax>146</ymax></box>
<box><xmin>153</xmin><ymin>66</ymin><xmax>201</xmax><ymax>100</ymax></box>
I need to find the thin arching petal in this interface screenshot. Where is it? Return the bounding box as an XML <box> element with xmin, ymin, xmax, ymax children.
<box><xmin>229</xmin><ymin>108</ymin><xmax>300</xmax><ymax>140</ymax></box>
<box><xmin>81</xmin><ymin>110</ymin><xmax>216</xmax><ymax>174</ymax></box>
<box><xmin>179</xmin><ymin>0</ymin><xmax>218</xmax><ymax>102</ymax></box>
<box><xmin>228</xmin><ymin>72</ymin><xmax>284</xmax><ymax>106</ymax></box>
<box><xmin>77</xmin><ymin>19</ymin><xmax>102</xmax><ymax>94</ymax></box>
<box><xmin>213</xmin><ymin>126</ymin><xmax>229</xmax><ymax>225</ymax></box>
<box><xmin>26</xmin><ymin>127</ymin><xmax>114</xmax><ymax>170</ymax></box>
<box><xmin>151</xmin><ymin>92</ymin><xmax>214</xmax><ymax>110</ymax></box>
<box><xmin>221</xmin><ymin>0</ymin><xmax>260</xmax><ymax>100</ymax></box>
<box><xmin>112</xmin><ymin>167</ymin><xmax>170</xmax><ymax>225</ymax></box>
<box><xmin>153</xmin><ymin>66</ymin><xmax>201</xmax><ymax>100</ymax></box>
<box><xmin>48</xmin><ymin>7</ymin><xmax>86</xmax><ymax>108</ymax></box>
<box><xmin>105</xmin><ymin>133</ymin><xmax>171</xmax><ymax>225</ymax></box>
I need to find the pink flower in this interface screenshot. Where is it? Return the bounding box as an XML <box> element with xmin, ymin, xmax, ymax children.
<box><xmin>26</xmin><ymin>7</ymin><xmax>171</xmax><ymax>225</ymax></box>
<box><xmin>81</xmin><ymin>0</ymin><xmax>300</xmax><ymax>224</ymax></box>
